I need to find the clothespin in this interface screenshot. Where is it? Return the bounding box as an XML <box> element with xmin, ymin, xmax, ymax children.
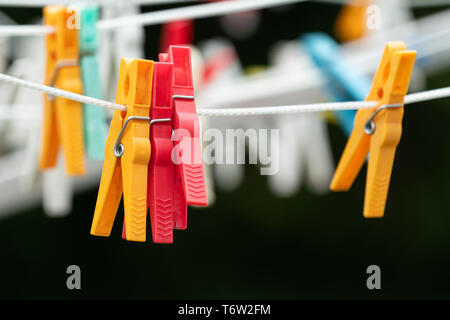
<box><xmin>206</xmin><ymin>0</ymin><xmax>261</xmax><ymax>41</ymax></box>
<box><xmin>40</xmin><ymin>5</ymin><xmax>85</xmax><ymax>175</ymax></box>
<box><xmin>146</xmin><ymin>61</ymin><xmax>181</xmax><ymax>243</ymax></box>
<box><xmin>334</xmin><ymin>0</ymin><xmax>371</xmax><ymax>42</ymax></box>
<box><xmin>0</xmin><ymin>11</ymin><xmax>14</xmax><ymax>74</ymax></box>
<box><xmin>330</xmin><ymin>42</ymin><xmax>416</xmax><ymax>217</ymax></box>
<box><xmin>0</xmin><ymin>13</ymin><xmax>37</xmax><ymax>150</ymax></box>
<box><xmin>201</xmin><ymin>39</ymin><xmax>239</xmax><ymax>87</ymax></box>
<box><xmin>1</xmin><ymin>30</ymin><xmax>73</xmax><ymax>217</ymax></box>
<box><xmin>78</xmin><ymin>4</ymin><xmax>107</xmax><ymax>160</ymax></box>
<box><xmin>160</xmin><ymin>20</ymin><xmax>193</xmax><ymax>54</ymax></box>
<box><xmin>199</xmin><ymin>38</ymin><xmax>245</xmax><ymax>192</ymax></box>
<box><xmin>267</xmin><ymin>40</ymin><xmax>334</xmax><ymax>197</ymax></box>
<box><xmin>99</xmin><ymin>2</ymin><xmax>144</xmax><ymax>102</ymax></box>
<box><xmin>42</xmin><ymin>153</ymin><xmax>73</xmax><ymax>216</ymax></box>
<box><xmin>0</xmin><ymin>61</ymin><xmax>23</xmax><ymax>150</ymax></box>
<box><xmin>91</xmin><ymin>58</ymin><xmax>153</xmax><ymax>242</ymax></box>
<box><xmin>159</xmin><ymin>20</ymin><xmax>217</xmax><ymax>208</ymax></box>
<box><xmin>190</xmin><ymin>45</ymin><xmax>216</xmax><ymax>205</ymax></box>
<box><xmin>303</xmin><ymin>32</ymin><xmax>371</xmax><ymax>136</ymax></box>
<box><xmin>160</xmin><ymin>46</ymin><xmax>208</xmax><ymax>212</ymax></box>
<box><xmin>376</xmin><ymin>0</ymin><xmax>413</xmax><ymax>30</ymax></box>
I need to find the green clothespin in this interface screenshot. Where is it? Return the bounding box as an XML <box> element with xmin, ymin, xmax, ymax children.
<box><xmin>78</xmin><ymin>4</ymin><xmax>107</xmax><ymax>160</ymax></box>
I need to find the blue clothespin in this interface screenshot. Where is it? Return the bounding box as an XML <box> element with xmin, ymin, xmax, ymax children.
<box><xmin>302</xmin><ymin>32</ymin><xmax>371</xmax><ymax>136</ymax></box>
<box><xmin>78</xmin><ymin>4</ymin><xmax>107</xmax><ymax>159</ymax></box>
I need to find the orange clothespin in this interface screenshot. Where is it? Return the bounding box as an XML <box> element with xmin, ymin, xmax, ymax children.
<box><xmin>334</xmin><ymin>0</ymin><xmax>371</xmax><ymax>42</ymax></box>
<box><xmin>40</xmin><ymin>5</ymin><xmax>85</xmax><ymax>175</ymax></box>
<box><xmin>330</xmin><ymin>42</ymin><xmax>416</xmax><ymax>218</ymax></box>
<box><xmin>91</xmin><ymin>58</ymin><xmax>154</xmax><ymax>242</ymax></box>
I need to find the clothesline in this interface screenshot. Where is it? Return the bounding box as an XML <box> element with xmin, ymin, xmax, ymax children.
<box><xmin>314</xmin><ymin>0</ymin><xmax>450</xmax><ymax>7</ymax></box>
<box><xmin>0</xmin><ymin>0</ymin><xmax>449</xmax><ymax>9</ymax></box>
<box><xmin>0</xmin><ymin>0</ymin><xmax>303</xmax><ymax>36</ymax></box>
<box><xmin>0</xmin><ymin>0</ymin><xmax>199</xmax><ymax>8</ymax></box>
<box><xmin>1</xmin><ymin>71</ymin><xmax>450</xmax><ymax>117</ymax></box>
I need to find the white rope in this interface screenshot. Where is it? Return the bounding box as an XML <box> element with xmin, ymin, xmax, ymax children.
<box><xmin>404</xmin><ymin>87</ymin><xmax>450</xmax><ymax>105</ymax></box>
<box><xmin>97</xmin><ymin>0</ymin><xmax>304</xmax><ymax>29</ymax></box>
<box><xmin>130</xmin><ymin>0</ymin><xmax>200</xmax><ymax>5</ymax></box>
<box><xmin>0</xmin><ymin>0</ymin><xmax>304</xmax><ymax>36</ymax></box>
<box><xmin>313</xmin><ymin>0</ymin><xmax>450</xmax><ymax>7</ymax></box>
<box><xmin>1</xmin><ymin>71</ymin><xmax>450</xmax><ymax>116</ymax></box>
<box><xmin>0</xmin><ymin>25</ymin><xmax>54</xmax><ymax>37</ymax></box>
<box><xmin>0</xmin><ymin>0</ymin><xmax>199</xmax><ymax>7</ymax></box>
<box><xmin>1</xmin><ymin>0</ymin><xmax>447</xmax><ymax>8</ymax></box>
<box><xmin>200</xmin><ymin>87</ymin><xmax>450</xmax><ymax>117</ymax></box>
<box><xmin>197</xmin><ymin>101</ymin><xmax>378</xmax><ymax>116</ymax></box>
<box><xmin>0</xmin><ymin>73</ymin><xmax>126</xmax><ymax>111</ymax></box>
<box><xmin>0</xmin><ymin>0</ymin><xmax>74</xmax><ymax>6</ymax></box>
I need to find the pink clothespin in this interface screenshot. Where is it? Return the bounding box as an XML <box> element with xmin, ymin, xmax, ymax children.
<box><xmin>162</xmin><ymin>46</ymin><xmax>208</xmax><ymax>210</ymax></box>
<box><xmin>160</xmin><ymin>20</ymin><xmax>193</xmax><ymax>53</ymax></box>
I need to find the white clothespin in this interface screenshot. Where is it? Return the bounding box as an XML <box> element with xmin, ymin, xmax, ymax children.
<box><xmin>0</xmin><ymin>32</ymin><xmax>42</xmax><ymax>216</ymax></box>
<box><xmin>267</xmin><ymin>41</ymin><xmax>334</xmax><ymax>196</ymax></box>
<box><xmin>198</xmin><ymin>38</ymin><xmax>246</xmax><ymax>192</ymax></box>
<box><xmin>0</xmin><ymin>11</ymin><xmax>16</xmax><ymax>145</ymax></box>
<box><xmin>1</xmin><ymin>57</ymin><xmax>42</xmax><ymax>192</ymax></box>
<box><xmin>0</xmin><ymin>30</ymin><xmax>44</xmax><ymax>176</ymax></box>
<box><xmin>42</xmin><ymin>153</ymin><xmax>73</xmax><ymax>216</ymax></box>
<box><xmin>0</xmin><ymin>11</ymin><xmax>14</xmax><ymax>73</ymax></box>
<box><xmin>208</xmin><ymin>0</ymin><xmax>261</xmax><ymax>41</ymax></box>
<box><xmin>373</xmin><ymin>0</ymin><xmax>413</xmax><ymax>32</ymax></box>
<box><xmin>99</xmin><ymin>1</ymin><xmax>144</xmax><ymax>102</ymax></box>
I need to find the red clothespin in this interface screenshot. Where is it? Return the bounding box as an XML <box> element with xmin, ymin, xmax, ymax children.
<box><xmin>161</xmin><ymin>46</ymin><xmax>208</xmax><ymax>226</ymax></box>
<box><xmin>147</xmin><ymin>61</ymin><xmax>180</xmax><ymax>243</ymax></box>
<box><xmin>159</xmin><ymin>20</ymin><xmax>193</xmax><ymax>53</ymax></box>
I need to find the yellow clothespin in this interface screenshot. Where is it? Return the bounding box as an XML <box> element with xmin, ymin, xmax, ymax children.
<box><xmin>91</xmin><ymin>58</ymin><xmax>153</xmax><ymax>242</ymax></box>
<box><xmin>40</xmin><ymin>5</ymin><xmax>85</xmax><ymax>175</ymax></box>
<box><xmin>330</xmin><ymin>42</ymin><xmax>416</xmax><ymax>218</ymax></box>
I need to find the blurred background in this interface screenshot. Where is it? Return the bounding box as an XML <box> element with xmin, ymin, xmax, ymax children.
<box><xmin>1</xmin><ymin>0</ymin><xmax>450</xmax><ymax>299</ymax></box>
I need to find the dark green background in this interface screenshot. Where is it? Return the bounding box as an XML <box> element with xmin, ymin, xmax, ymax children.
<box><xmin>1</xmin><ymin>1</ymin><xmax>450</xmax><ymax>299</ymax></box>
